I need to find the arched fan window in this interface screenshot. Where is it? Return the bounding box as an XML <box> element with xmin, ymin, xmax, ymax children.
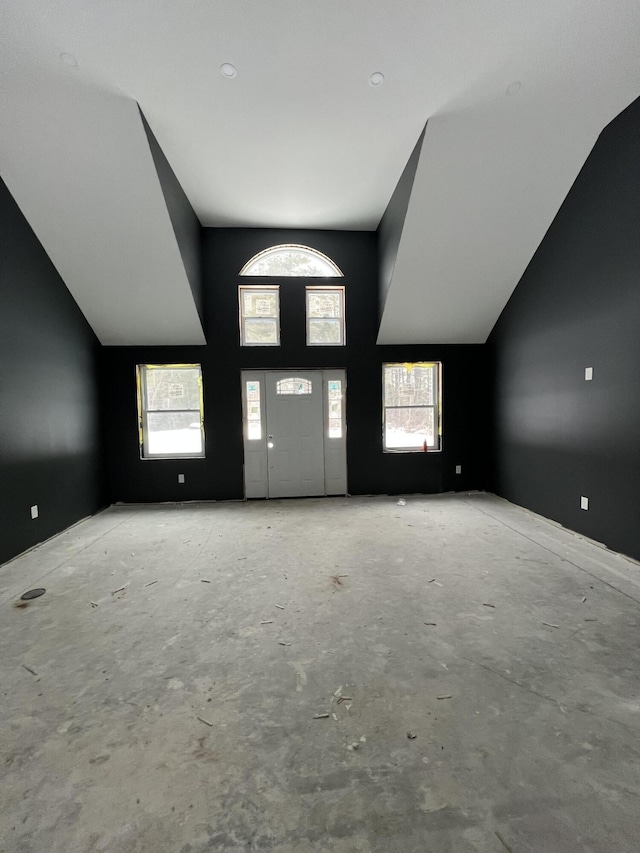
<box><xmin>276</xmin><ymin>378</ymin><xmax>313</xmax><ymax>395</ymax></box>
<box><xmin>240</xmin><ymin>244</ymin><xmax>343</xmax><ymax>277</ymax></box>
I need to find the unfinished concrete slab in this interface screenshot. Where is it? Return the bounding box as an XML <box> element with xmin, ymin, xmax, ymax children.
<box><xmin>2</xmin><ymin>493</ymin><xmax>640</xmax><ymax>853</ymax></box>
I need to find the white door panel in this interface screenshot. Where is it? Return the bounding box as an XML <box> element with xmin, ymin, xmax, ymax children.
<box><xmin>266</xmin><ymin>372</ymin><xmax>325</xmax><ymax>498</ymax></box>
<box><xmin>242</xmin><ymin>369</ymin><xmax>347</xmax><ymax>498</ymax></box>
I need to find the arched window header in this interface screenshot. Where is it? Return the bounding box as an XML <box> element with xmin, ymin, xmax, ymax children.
<box><xmin>240</xmin><ymin>244</ymin><xmax>343</xmax><ymax>277</ymax></box>
<box><xmin>276</xmin><ymin>377</ymin><xmax>313</xmax><ymax>395</ymax></box>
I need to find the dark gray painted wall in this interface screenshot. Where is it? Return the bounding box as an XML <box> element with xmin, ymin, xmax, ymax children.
<box><xmin>489</xmin><ymin>96</ymin><xmax>640</xmax><ymax>562</ymax></box>
<box><xmin>377</xmin><ymin>127</ymin><xmax>425</xmax><ymax>322</ymax></box>
<box><xmin>0</xmin><ymin>178</ymin><xmax>106</xmax><ymax>566</ymax></box>
<box><xmin>103</xmin><ymin>229</ymin><xmax>487</xmax><ymax>503</ymax></box>
<box><xmin>140</xmin><ymin>110</ymin><xmax>204</xmax><ymax>322</ymax></box>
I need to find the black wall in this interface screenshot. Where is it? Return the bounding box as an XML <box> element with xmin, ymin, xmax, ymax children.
<box><xmin>103</xmin><ymin>229</ymin><xmax>487</xmax><ymax>503</ymax></box>
<box><xmin>0</xmin><ymin>178</ymin><xmax>106</xmax><ymax>566</ymax></box>
<box><xmin>489</xmin><ymin>97</ymin><xmax>640</xmax><ymax>562</ymax></box>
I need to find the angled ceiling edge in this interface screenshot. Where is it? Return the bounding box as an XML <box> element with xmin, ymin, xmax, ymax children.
<box><xmin>139</xmin><ymin>108</ymin><xmax>205</xmax><ymax>325</ymax></box>
<box><xmin>377</xmin><ymin>125</ymin><xmax>427</xmax><ymax>327</ymax></box>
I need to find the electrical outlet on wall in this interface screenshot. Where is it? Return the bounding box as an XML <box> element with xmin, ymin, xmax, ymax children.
<box><xmin>30</xmin><ymin>505</ymin><xmax>38</xmax><ymax>519</ymax></box>
<box><xmin>580</xmin><ymin>496</ymin><xmax>589</xmax><ymax>510</ymax></box>
<box><xmin>178</xmin><ymin>474</ymin><xmax>185</xmax><ymax>484</ymax></box>
<box><xmin>455</xmin><ymin>465</ymin><xmax>462</xmax><ymax>474</ymax></box>
<box><xmin>585</xmin><ymin>367</ymin><xmax>593</xmax><ymax>380</ymax></box>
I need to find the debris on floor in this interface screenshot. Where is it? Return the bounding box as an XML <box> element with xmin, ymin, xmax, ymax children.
<box><xmin>200</xmin><ymin>579</ymin><xmax>211</xmax><ymax>583</ymax></box>
<box><xmin>278</xmin><ymin>641</ymin><xmax>292</xmax><ymax>646</ymax></box>
<box><xmin>407</xmin><ymin>732</ymin><xmax>417</xmax><ymax>739</ymax></box>
<box><xmin>483</xmin><ymin>603</ymin><xmax>496</xmax><ymax>608</ymax></box>
<box><xmin>424</xmin><ymin>622</ymin><xmax>437</xmax><ymax>626</ymax></box>
<box><xmin>91</xmin><ymin>601</ymin><xmax>99</xmax><ymax>608</ymax></box>
<box><xmin>437</xmin><ymin>695</ymin><xmax>452</xmax><ymax>700</ymax></box>
<box><xmin>275</xmin><ymin>604</ymin><xmax>285</xmax><ymax>609</ymax></box>
<box><xmin>495</xmin><ymin>830</ymin><xmax>513</xmax><ymax>852</ymax></box>
<box><xmin>542</xmin><ymin>622</ymin><xmax>559</xmax><ymax>628</ymax></box>
<box><xmin>111</xmin><ymin>587</ymin><xmax>126</xmax><ymax>595</ymax></box>
<box><xmin>144</xmin><ymin>581</ymin><xmax>158</xmax><ymax>587</ymax></box>
<box><xmin>22</xmin><ymin>664</ymin><xmax>38</xmax><ymax>676</ymax></box>
<box><xmin>397</xmin><ymin>499</ymin><xmax>406</xmax><ymax>506</ymax></box>
<box><xmin>197</xmin><ymin>716</ymin><xmax>213</xmax><ymax>727</ymax></box>
<box><xmin>337</xmin><ymin>696</ymin><xmax>352</xmax><ymax>704</ymax></box>
<box><xmin>313</xmin><ymin>713</ymin><xmax>330</xmax><ymax>719</ymax></box>
<box><xmin>260</xmin><ymin>620</ymin><xmax>273</xmax><ymax>624</ymax></box>
<box><xmin>347</xmin><ymin>741</ymin><xmax>360</xmax><ymax>751</ymax></box>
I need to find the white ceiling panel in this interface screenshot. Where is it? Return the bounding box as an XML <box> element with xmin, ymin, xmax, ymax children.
<box><xmin>0</xmin><ymin>72</ymin><xmax>205</xmax><ymax>345</ymax></box>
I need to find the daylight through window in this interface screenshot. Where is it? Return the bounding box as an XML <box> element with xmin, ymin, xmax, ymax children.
<box><xmin>276</xmin><ymin>378</ymin><xmax>313</xmax><ymax>395</ymax></box>
<box><xmin>327</xmin><ymin>379</ymin><xmax>343</xmax><ymax>438</ymax></box>
<box><xmin>306</xmin><ymin>286</ymin><xmax>345</xmax><ymax>346</ymax></box>
<box><xmin>137</xmin><ymin>364</ymin><xmax>205</xmax><ymax>458</ymax></box>
<box><xmin>245</xmin><ymin>380</ymin><xmax>262</xmax><ymax>440</ymax></box>
<box><xmin>239</xmin><ymin>286</ymin><xmax>280</xmax><ymax>346</ymax></box>
<box><xmin>383</xmin><ymin>362</ymin><xmax>441</xmax><ymax>452</ymax></box>
<box><xmin>240</xmin><ymin>244</ymin><xmax>343</xmax><ymax>277</ymax></box>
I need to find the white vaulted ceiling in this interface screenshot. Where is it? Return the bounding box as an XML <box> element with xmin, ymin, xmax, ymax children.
<box><xmin>1</xmin><ymin>1</ymin><xmax>639</xmax><ymax>344</ymax></box>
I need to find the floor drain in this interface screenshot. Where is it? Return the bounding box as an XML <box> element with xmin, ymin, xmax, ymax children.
<box><xmin>20</xmin><ymin>588</ymin><xmax>46</xmax><ymax>601</ymax></box>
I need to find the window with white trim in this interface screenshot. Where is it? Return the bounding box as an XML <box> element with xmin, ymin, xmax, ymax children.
<box><xmin>239</xmin><ymin>286</ymin><xmax>280</xmax><ymax>346</ymax></box>
<box><xmin>327</xmin><ymin>379</ymin><xmax>343</xmax><ymax>438</ymax></box>
<box><xmin>245</xmin><ymin>380</ymin><xmax>262</xmax><ymax>440</ymax></box>
<box><xmin>276</xmin><ymin>377</ymin><xmax>313</xmax><ymax>395</ymax></box>
<box><xmin>137</xmin><ymin>364</ymin><xmax>205</xmax><ymax>458</ymax></box>
<box><xmin>240</xmin><ymin>244</ymin><xmax>343</xmax><ymax>277</ymax></box>
<box><xmin>306</xmin><ymin>286</ymin><xmax>345</xmax><ymax>346</ymax></box>
<box><xmin>383</xmin><ymin>362</ymin><xmax>441</xmax><ymax>452</ymax></box>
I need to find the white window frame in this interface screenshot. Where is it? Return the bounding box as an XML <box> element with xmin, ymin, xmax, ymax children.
<box><xmin>136</xmin><ymin>364</ymin><xmax>205</xmax><ymax>460</ymax></box>
<box><xmin>239</xmin><ymin>285</ymin><xmax>281</xmax><ymax>346</ymax></box>
<box><xmin>382</xmin><ymin>362</ymin><xmax>442</xmax><ymax>453</ymax></box>
<box><xmin>239</xmin><ymin>244</ymin><xmax>344</xmax><ymax>277</ymax></box>
<box><xmin>306</xmin><ymin>285</ymin><xmax>345</xmax><ymax>346</ymax></box>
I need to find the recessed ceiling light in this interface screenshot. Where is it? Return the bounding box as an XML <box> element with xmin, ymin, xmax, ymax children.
<box><xmin>220</xmin><ymin>63</ymin><xmax>237</xmax><ymax>79</ymax></box>
<box><xmin>59</xmin><ymin>52</ymin><xmax>78</xmax><ymax>69</ymax></box>
<box><xmin>506</xmin><ymin>80</ymin><xmax>522</xmax><ymax>96</ymax></box>
<box><xmin>369</xmin><ymin>72</ymin><xmax>385</xmax><ymax>87</ymax></box>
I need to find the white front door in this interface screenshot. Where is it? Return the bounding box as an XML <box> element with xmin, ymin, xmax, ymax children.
<box><xmin>241</xmin><ymin>370</ymin><xmax>347</xmax><ymax>498</ymax></box>
<box><xmin>265</xmin><ymin>372</ymin><xmax>325</xmax><ymax>498</ymax></box>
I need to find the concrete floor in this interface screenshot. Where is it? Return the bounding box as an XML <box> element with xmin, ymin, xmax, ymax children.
<box><xmin>2</xmin><ymin>494</ymin><xmax>640</xmax><ymax>853</ymax></box>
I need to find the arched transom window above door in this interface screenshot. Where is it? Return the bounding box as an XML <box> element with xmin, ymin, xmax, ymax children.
<box><xmin>239</xmin><ymin>244</ymin><xmax>343</xmax><ymax>277</ymax></box>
